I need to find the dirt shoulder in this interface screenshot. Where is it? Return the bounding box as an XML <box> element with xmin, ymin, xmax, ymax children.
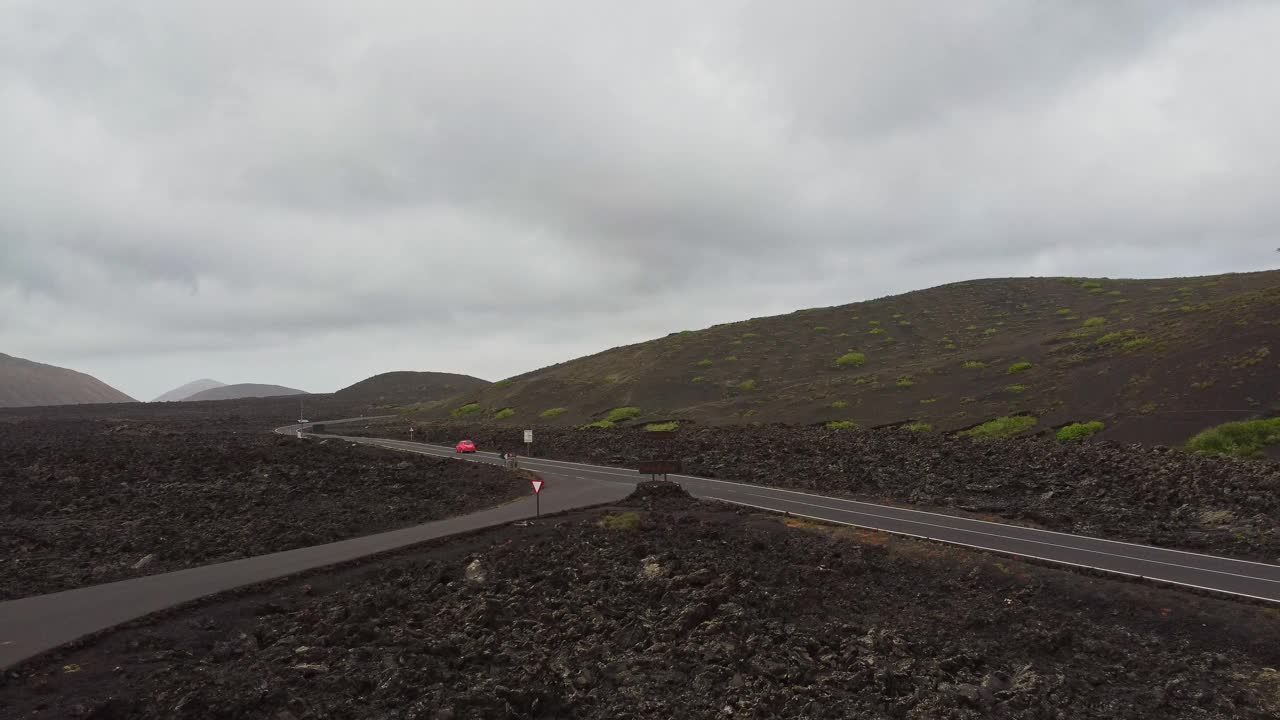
<box><xmin>4</xmin><ymin>483</ymin><xmax>1278</xmax><ymax>719</ymax></box>
<box><xmin>0</xmin><ymin>419</ymin><xmax>525</xmax><ymax>600</ymax></box>
<box><xmin>346</xmin><ymin>420</ymin><xmax>1280</xmax><ymax>561</ymax></box>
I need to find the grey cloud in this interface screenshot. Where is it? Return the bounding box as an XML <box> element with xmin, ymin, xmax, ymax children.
<box><xmin>1</xmin><ymin>0</ymin><xmax>1278</xmax><ymax>401</ymax></box>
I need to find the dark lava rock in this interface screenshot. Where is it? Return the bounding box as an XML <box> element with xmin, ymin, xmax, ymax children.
<box><xmin>625</xmin><ymin>480</ymin><xmax>695</xmax><ymax>506</ymax></box>
<box><xmin>1</xmin><ymin>418</ymin><xmax>526</xmax><ymax>600</ymax></box>
<box><xmin>6</xmin><ymin>501</ymin><xmax>1279</xmax><ymax>719</ymax></box>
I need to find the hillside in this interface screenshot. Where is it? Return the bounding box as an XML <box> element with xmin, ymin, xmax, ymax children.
<box><xmin>413</xmin><ymin>270</ymin><xmax>1280</xmax><ymax>446</ymax></box>
<box><xmin>183</xmin><ymin>383</ymin><xmax>306</xmax><ymax>402</ymax></box>
<box><xmin>0</xmin><ymin>353</ymin><xmax>136</xmax><ymax>408</ymax></box>
<box><xmin>334</xmin><ymin>371</ymin><xmax>489</xmax><ymax>407</ymax></box>
<box><xmin>151</xmin><ymin>379</ymin><xmax>225</xmax><ymax>402</ymax></box>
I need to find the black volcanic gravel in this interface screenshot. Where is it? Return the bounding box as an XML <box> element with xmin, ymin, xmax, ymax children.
<box><xmin>4</xmin><ymin>484</ymin><xmax>1278</xmax><ymax>719</ymax></box>
<box><xmin>1</xmin><ymin>419</ymin><xmax>524</xmax><ymax>600</ymax></box>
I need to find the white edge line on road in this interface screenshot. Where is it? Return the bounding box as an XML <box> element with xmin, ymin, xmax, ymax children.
<box><xmin>704</xmin><ymin>496</ymin><xmax>1280</xmax><ymax>605</ymax></box>
<box><xmin>309</xmin><ymin>432</ymin><xmax>1280</xmax><ymax>573</ymax></box>
<box><xmin>742</xmin><ymin>492</ymin><xmax>1280</xmax><ymax>585</ymax></box>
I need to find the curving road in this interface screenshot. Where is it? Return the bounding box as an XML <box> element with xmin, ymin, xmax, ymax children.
<box><xmin>4</xmin><ymin>418</ymin><xmax>1279</xmax><ymax>670</ymax></box>
<box><xmin>347</xmin><ymin>433</ymin><xmax>1280</xmax><ymax>604</ymax></box>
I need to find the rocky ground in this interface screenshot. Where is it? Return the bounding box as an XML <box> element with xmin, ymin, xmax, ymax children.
<box><xmin>3</xmin><ymin>482</ymin><xmax>1278</xmax><ymax>719</ymax></box>
<box><xmin>0</xmin><ymin>418</ymin><xmax>525</xmax><ymax>600</ymax></box>
<box><xmin>346</xmin><ymin>420</ymin><xmax>1280</xmax><ymax>561</ymax></box>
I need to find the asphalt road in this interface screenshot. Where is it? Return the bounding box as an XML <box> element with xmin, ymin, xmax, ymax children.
<box><xmin>347</xmin><ymin>433</ymin><xmax>1280</xmax><ymax>604</ymax></box>
<box><xmin>0</xmin><ymin>421</ymin><xmax>630</xmax><ymax>670</ymax></box>
<box><xmin>5</xmin><ymin>418</ymin><xmax>1279</xmax><ymax>670</ymax></box>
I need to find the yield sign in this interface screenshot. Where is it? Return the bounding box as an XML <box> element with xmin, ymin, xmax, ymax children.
<box><xmin>530</xmin><ymin>478</ymin><xmax>544</xmax><ymax>495</ymax></box>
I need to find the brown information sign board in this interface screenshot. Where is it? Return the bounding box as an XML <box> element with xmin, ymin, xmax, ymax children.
<box><xmin>638</xmin><ymin>461</ymin><xmax>682</xmax><ymax>475</ymax></box>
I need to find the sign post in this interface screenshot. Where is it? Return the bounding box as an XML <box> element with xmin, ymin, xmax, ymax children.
<box><xmin>640</xmin><ymin>428</ymin><xmax>680</xmax><ymax>482</ymax></box>
<box><xmin>530</xmin><ymin>476</ymin><xmax>544</xmax><ymax>517</ymax></box>
<box><xmin>638</xmin><ymin>461</ymin><xmax>682</xmax><ymax>481</ymax></box>
<box><xmin>524</xmin><ymin>429</ymin><xmax>533</xmax><ymax>457</ymax></box>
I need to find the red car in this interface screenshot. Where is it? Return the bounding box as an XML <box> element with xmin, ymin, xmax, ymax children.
<box><xmin>455</xmin><ymin>440</ymin><xmax>476</xmax><ymax>453</ymax></box>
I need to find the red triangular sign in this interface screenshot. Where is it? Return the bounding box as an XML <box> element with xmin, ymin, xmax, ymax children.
<box><xmin>530</xmin><ymin>478</ymin><xmax>544</xmax><ymax>495</ymax></box>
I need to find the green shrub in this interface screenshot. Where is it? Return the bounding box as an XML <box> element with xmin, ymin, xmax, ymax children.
<box><xmin>869</xmin><ymin>327</ymin><xmax>886</xmax><ymax>335</ymax></box>
<box><xmin>962</xmin><ymin>360</ymin><xmax>987</xmax><ymax>369</ymax></box>
<box><xmin>1005</xmin><ymin>384</ymin><xmax>1028</xmax><ymax>393</ymax></box>
<box><xmin>1107</xmin><ymin>290</ymin><xmax>1122</xmax><ymax>296</ymax></box>
<box><xmin>581</xmin><ymin>419</ymin><xmax>614</xmax><ymax>429</ymax></box>
<box><xmin>493</xmin><ymin>407</ymin><xmax>516</xmax><ymax>420</ymax></box>
<box><xmin>1082</xmin><ymin>317</ymin><xmax>1107</xmax><ymax>328</ymax></box>
<box><xmin>644</xmin><ymin>422</ymin><xmax>679</xmax><ymax>432</ymax></box>
<box><xmin>1007</xmin><ymin>361</ymin><xmax>1033</xmax><ymax>374</ymax></box>
<box><xmin>1185</xmin><ymin>418</ymin><xmax>1280</xmax><ymax>458</ymax></box>
<box><xmin>696</xmin><ymin>359</ymin><xmax>713</xmax><ymax>367</ymax></box>
<box><xmin>830</xmin><ymin>400</ymin><xmax>849</xmax><ymax>409</ymax></box>
<box><xmin>742</xmin><ymin>332</ymin><xmax>759</xmax><ymax>338</ymax></box>
<box><xmin>1095</xmin><ymin>330</ymin><xmax>1134</xmax><ymax>345</ymax></box>
<box><xmin>965</xmin><ymin>325</ymin><xmax>978</xmax><ymax>331</ymax></box>
<box><xmin>1057</xmin><ymin>421</ymin><xmax>1105</xmax><ymax>442</ymax></box>
<box><xmin>919</xmin><ymin>398</ymin><xmax>937</xmax><ymax>404</ymax></box>
<box><xmin>835</xmin><ymin>352</ymin><xmax>867</xmax><ymax>369</ymax></box>
<box><xmin>982</xmin><ymin>328</ymin><xmax>998</xmax><ymax>335</ymax></box>
<box><xmin>450</xmin><ymin>403</ymin><xmax>481</xmax><ymax>418</ymax></box>
<box><xmin>1055</xmin><ymin>308</ymin><xmax>1073</xmax><ymax>316</ymax></box>
<box><xmin>540</xmin><ymin>407</ymin><xmax>568</xmax><ymax>418</ymax></box>
<box><xmin>813</xmin><ymin>326</ymin><xmax>829</xmax><ymax>332</ymax></box>
<box><xmin>944</xmin><ymin>343</ymin><xmax>958</xmax><ymax>350</ymax></box>
<box><xmin>735</xmin><ymin>379</ymin><xmax>758</xmax><ymax>391</ymax></box>
<box><xmin>896</xmin><ymin>376</ymin><xmax>915</xmax><ymax>389</ymax></box>
<box><xmin>1081</xmin><ymin>281</ymin><xmax>1102</xmax><ymax>289</ymax></box>
<box><xmin>868</xmin><ymin>320</ymin><xmax>881</xmax><ymax>326</ymax></box>
<box><xmin>904</xmin><ymin>422</ymin><xmax>933</xmax><ymax>432</ymax></box>
<box><xmin>599</xmin><ymin>512</ymin><xmax>642</xmax><ymax>531</ymax></box>
<box><xmin>1122</xmin><ymin>337</ymin><xmax>1153</xmax><ymax>351</ymax></box>
<box><xmin>959</xmin><ymin>415</ymin><xmax>1038</xmax><ymax>440</ymax></box>
<box><xmin>724</xmin><ymin>355</ymin><xmax>738</xmax><ymax>362</ymax></box>
<box><xmin>605</xmin><ymin>406</ymin><xmax>642</xmax><ymax>423</ymax></box>
<box><xmin>826</xmin><ymin>420</ymin><xmax>859</xmax><ymax>431</ymax></box>
<box><xmin>492</xmin><ymin>379</ymin><xmax>514</xmax><ymax>388</ymax></box>
<box><xmin>691</xmin><ymin>376</ymin><xmax>706</xmax><ymax>383</ymax></box>
<box><xmin>898</xmin><ymin>320</ymin><xmax>912</xmax><ymax>326</ymax></box>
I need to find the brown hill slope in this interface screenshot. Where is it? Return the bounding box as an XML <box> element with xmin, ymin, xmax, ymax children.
<box><xmin>183</xmin><ymin>383</ymin><xmax>306</xmax><ymax>402</ymax></box>
<box><xmin>0</xmin><ymin>353</ymin><xmax>136</xmax><ymax>408</ymax></box>
<box><xmin>413</xmin><ymin>271</ymin><xmax>1280</xmax><ymax>445</ymax></box>
<box><xmin>334</xmin><ymin>371</ymin><xmax>489</xmax><ymax>407</ymax></box>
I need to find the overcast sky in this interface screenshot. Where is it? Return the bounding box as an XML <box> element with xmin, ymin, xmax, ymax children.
<box><xmin>2</xmin><ymin>1</ymin><xmax>1278</xmax><ymax>401</ymax></box>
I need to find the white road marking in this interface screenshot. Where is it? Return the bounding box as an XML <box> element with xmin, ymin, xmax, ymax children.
<box><xmin>738</xmin><ymin>492</ymin><xmax>1280</xmax><ymax>585</ymax></box>
<box><xmin>703</xmin><ymin>496</ymin><xmax>1280</xmax><ymax>605</ymax></box>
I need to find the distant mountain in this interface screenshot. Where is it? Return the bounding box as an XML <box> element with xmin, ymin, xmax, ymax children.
<box><xmin>335</xmin><ymin>371</ymin><xmax>490</xmax><ymax>407</ymax></box>
<box><xmin>0</xmin><ymin>353</ymin><xmax>136</xmax><ymax>408</ymax></box>
<box><xmin>183</xmin><ymin>383</ymin><xmax>307</xmax><ymax>402</ymax></box>
<box><xmin>152</xmin><ymin>379</ymin><xmax>226</xmax><ymax>402</ymax></box>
